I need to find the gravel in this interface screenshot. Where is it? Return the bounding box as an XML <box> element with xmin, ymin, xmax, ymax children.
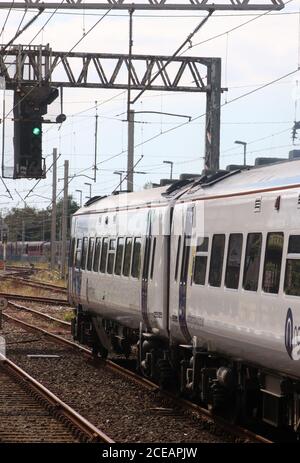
<box><xmin>1</xmin><ymin>319</ymin><xmax>236</xmax><ymax>443</ymax></box>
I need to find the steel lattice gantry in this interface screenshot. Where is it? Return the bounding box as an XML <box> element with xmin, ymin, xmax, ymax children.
<box><xmin>0</xmin><ymin>0</ymin><xmax>284</xmax><ymax>10</ymax></box>
<box><xmin>0</xmin><ymin>46</ymin><xmax>222</xmax><ymax>170</ymax></box>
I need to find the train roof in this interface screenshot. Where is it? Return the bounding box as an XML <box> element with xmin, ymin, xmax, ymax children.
<box><xmin>73</xmin><ymin>185</ymin><xmax>169</xmax><ymax>215</ymax></box>
<box><xmin>180</xmin><ymin>159</ymin><xmax>300</xmax><ymax>201</ymax></box>
<box><xmin>74</xmin><ymin>159</ymin><xmax>300</xmax><ymax>215</ymax></box>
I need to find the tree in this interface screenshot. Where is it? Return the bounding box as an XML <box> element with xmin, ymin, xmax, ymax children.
<box><xmin>3</xmin><ymin>196</ymin><xmax>79</xmax><ymax>242</ymax></box>
<box><xmin>47</xmin><ymin>195</ymin><xmax>79</xmax><ymax>240</ymax></box>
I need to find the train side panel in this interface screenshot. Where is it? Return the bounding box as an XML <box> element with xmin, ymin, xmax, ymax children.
<box><xmin>170</xmin><ymin>188</ymin><xmax>300</xmax><ymax>378</ymax></box>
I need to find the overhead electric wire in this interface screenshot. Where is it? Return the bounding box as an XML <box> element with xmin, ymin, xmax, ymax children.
<box><xmin>131</xmin><ymin>9</ymin><xmax>214</xmax><ymax>104</ymax></box>
<box><xmin>179</xmin><ymin>0</ymin><xmax>294</xmax><ymax>55</ymax></box>
<box><xmin>0</xmin><ymin>0</ymin><xmax>14</xmax><ymax>40</ymax></box>
<box><xmin>1</xmin><ymin>8</ymin><xmax>44</xmax><ymax>52</ymax></box>
<box><xmin>4</xmin><ymin>8</ymin><xmax>112</xmax><ymax>122</ymax></box>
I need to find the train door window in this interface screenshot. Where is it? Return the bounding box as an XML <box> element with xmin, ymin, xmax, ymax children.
<box><xmin>107</xmin><ymin>239</ymin><xmax>116</xmax><ymax>274</ymax></box>
<box><xmin>115</xmin><ymin>237</ymin><xmax>124</xmax><ymax>276</ymax></box>
<box><xmin>142</xmin><ymin>237</ymin><xmax>151</xmax><ymax>280</ymax></box>
<box><xmin>284</xmin><ymin>235</ymin><xmax>300</xmax><ymax>296</ymax></box>
<box><xmin>193</xmin><ymin>237</ymin><xmax>209</xmax><ymax>285</ymax></box>
<box><xmin>81</xmin><ymin>237</ymin><xmax>88</xmax><ymax>270</ymax></box>
<box><xmin>225</xmin><ymin>234</ymin><xmax>243</xmax><ymax>289</ymax></box>
<box><xmin>180</xmin><ymin>236</ymin><xmax>190</xmax><ymax>285</ymax></box>
<box><xmin>86</xmin><ymin>238</ymin><xmax>95</xmax><ymax>271</ymax></box>
<box><xmin>75</xmin><ymin>239</ymin><xmax>82</xmax><ymax>269</ymax></box>
<box><xmin>69</xmin><ymin>238</ymin><xmax>75</xmax><ymax>267</ymax></box>
<box><xmin>132</xmin><ymin>237</ymin><xmax>142</xmax><ymax>278</ymax></box>
<box><xmin>93</xmin><ymin>238</ymin><xmax>101</xmax><ymax>272</ymax></box>
<box><xmin>100</xmin><ymin>238</ymin><xmax>108</xmax><ymax>273</ymax></box>
<box><xmin>209</xmin><ymin>235</ymin><xmax>225</xmax><ymax>287</ymax></box>
<box><xmin>123</xmin><ymin>238</ymin><xmax>132</xmax><ymax>277</ymax></box>
<box><xmin>243</xmin><ymin>233</ymin><xmax>262</xmax><ymax>291</ymax></box>
<box><xmin>175</xmin><ymin>236</ymin><xmax>181</xmax><ymax>281</ymax></box>
<box><xmin>262</xmin><ymin>232</ymin><xmax>284</xmax><ymax>294</ymax></box>
<box><xmin>150</xmin><ymin>237</ymin><xmax>156</xmax><ymax>280</ymax></box>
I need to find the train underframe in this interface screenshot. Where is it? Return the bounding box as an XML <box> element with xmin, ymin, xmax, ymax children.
<box><xmin>72</xmin><ymin>306</ymin><xmax>300</xmax><ymax>438</ymax></box>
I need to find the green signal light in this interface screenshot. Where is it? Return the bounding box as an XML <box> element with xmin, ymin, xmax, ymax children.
<box><xmin>32</xmin><ymin>127</ymin><xmax>41</xmax><ymax>136</ymax></box>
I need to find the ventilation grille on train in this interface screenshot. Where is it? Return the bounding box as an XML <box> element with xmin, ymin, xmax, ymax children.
<box><xmin>254</xmin><ymin>198</ymin><xmax>262</xmax><ymax>212</ymax></box>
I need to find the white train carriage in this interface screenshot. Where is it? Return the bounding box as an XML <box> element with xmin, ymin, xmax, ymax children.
<box><xmin>69</xmin><ymin>159</ymin><xmax>300</xmax><ymax>433</ymax></box>
<box><xmin>69</xmin><ymin>187</ymin><xmax>170</xmax><ymax>354</ymax></box>
<box><xmin>170</xmin><ymin>162</ymin><xmax>300</xmax><ymax>376</ymax></box>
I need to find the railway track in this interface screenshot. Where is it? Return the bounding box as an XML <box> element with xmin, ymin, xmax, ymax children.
<box><xmin>1</xmin><ymin>275</ymin><xmax>67</xmax><ymax>294</ymax></box>
<box><xmin>6</xmin><ymin>301</ymin><xmax>71</xmax><ymax>328</ymax></box>
<box><xmin>0</xmin><ymin>292</ymin><xmax>69</xmax><ymax>306</ymax></box>
<box><xmin>2</xmin><ymin>309</ymin><xmax>272</xmax><ymax>444</ymax></box>
<box><xmin>0</xmin><ymin>354</ymin><xmax>114</xmax><ymax>443</ymax></box>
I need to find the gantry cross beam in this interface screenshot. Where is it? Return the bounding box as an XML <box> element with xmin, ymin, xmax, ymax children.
<box><xmin>0</xmin><ymin>45</ymin><xmax>221</xmax><ymax>170</ymax></box>
<box><xmin>0</xmin><ymin>45</ymin><xmax>217</xmax><ymax>92</ymax></box>
<box><xmin>0</xmin><ymin>0</ymin><xmax>284</xmax><ymax>10</ymax></box>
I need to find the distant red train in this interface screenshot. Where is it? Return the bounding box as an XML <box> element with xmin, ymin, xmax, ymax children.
<box><xmin>0</xmin><ymin>241</ymin><xmax>59</xmax><ymax>262</ymax></box>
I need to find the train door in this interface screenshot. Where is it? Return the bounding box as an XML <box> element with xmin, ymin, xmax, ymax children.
<box><xmin>70</xmin><ymin>237</ymin><xmax>83</xmax><ymax>304</ymax></box>
<box><xmin>169</xmin><ymin>203</ymin><xmax>194</xmax><ymax>343</ymax></box>
<box><xmin>178</xmin><ymin>205</ymin><xmax>194</xmax><ymax>343</ymax></box>
<box><xmin>142</xmin><ymin>207</ymin><xmax>169</xmax><ymax>337</ymax></box>
<box><xmin>141</xmin><ymin>221</ymin><xmax>152</xmax><ymax>331</ymax></box>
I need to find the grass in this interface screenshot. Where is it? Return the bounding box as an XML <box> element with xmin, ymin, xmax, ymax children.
<box><xmin>6</xmin><ymin>261</ymin><xmax>67</xmax><ymax>288</ymax></box>
<box><xmin>0</xmin><ymin>279</ymin><xmax>58</xmax><ymax>298</ymax></box>
<box><xmin>63</xmin><ymin>310</ymin><xmax>75</xmax><ymax>322</ymax></box>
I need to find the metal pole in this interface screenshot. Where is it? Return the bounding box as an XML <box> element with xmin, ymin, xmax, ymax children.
<box><xmin>94</xmin><ymin>101</ymin><xmax>98</xmax><ymax>183</ymax></box>
<box><xmin>76</xmin><ymin>189</ymin><xmax>83</xmax><ymax>207</ymax></box>
<box><xmin>50</xmin><ymin>148</ymin><xmax>57</xmax><ymax>270</ymax></box>
<box><xmin>21</xmin><ymin>220</ymin><xmax>25</xmax><ymax>259</ymax></box>
<box><xmin>61</xmin><ymin>160</ymin><xmax>69</xmax><ymax>279</ymax></box>
<box><xmin>163</xmin><ymin>160</ymin><xmax>174</xmax><ymax>179</ymax></box>
<box><xmin>84</xmin><ymin>182</ymin><xmax>92</xmax><ymax>199</ymax></box>
<box><xmin>127</xmin><ymin>109</ymin><xmax>134</xmax><ymax>192</ymax></box>
<box><xmin>243</xmin><ymin>144</ymin><xmax>247</xmax><ymax>166</ymax></box>
<box><xmin>127</xmin><ymin>9</ymin><xmax>134</xmax><ymax>121</ymax></box>
<box><xmin>2</xmin><ymin>240</ymin><xmax>5</xmax><ymax>272</ymax></box>
<box><xmin>204</xmin><ymin>58</ymin><xmax>221</xmax><ymax>172</ymax></box>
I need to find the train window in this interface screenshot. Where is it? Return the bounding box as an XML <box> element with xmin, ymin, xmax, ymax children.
<box><xmin>123</xmin><ymin>238</ymin><xmax>132</xmax><ymax>276</ymax></box>
<box><xmin>132</xmin><ymin>237</ymin><xmax>142</xmax><ymax>278</ymax></box>
<box><xmin>115</xmin><ymin>237</ymin><xmax>124</xmax><ymax>276</ymax></box>
<box><xmin>175</xmin><ymin>236</ymin><xmax>181</xmax><ymax>281</ymax></box>
<box><xmin>287</xmin><ymin>235</ymin><xmax>300</xmax><ymax>254</ymax></box>
<box><xmin>225</xmin><ymin>234</ymin><xmax>243</xmax><ymax>289</ymax></box>
<box><xmin>243</xmin><ymin>233</ymin><xmax>262</xmax><ymax>291</ymax></box>
<box><xmin>150</xmin><ymin>237</ymin><xmax>156</xmax><ymax>280</ymax></box>
<box><xmin>69</xmin><ymin>238</ymin><xmax>75</xmax><ymax>267</ymax></box>
<box><xmin>100</xmin><ymin>238</ymin><xmax>108</xmax><ymax>273</ymax></box>
<box><xmin>209</xmin><ymin>235</ymin><xmax>225</xmax><ymax>287</ymax></box>
<box><xmin>142</xmin><ymin>237</ymin><xmax>151</xmax><ymax>280</ymax></box>
<box><xmin>86</xmin><ymin>238</ymin><xmax>95</xmax><ymax>271</ymax></box>
<box><xmin>93</xmin><ymin>238</ymin><xmax>101</xmax><ymax>272</ymax></box>
<box><xmin>284</xmin><ymin>235</ymin><xmax>300</xmax><ymax>296</ymax></box>
<box><xmin>75</xmin><ymin>239</ymin><xmax>82</xmax><ymax>269</ymax></box>
<box><xmin>107</xmin><ymin>239</ymin><xmax>116</xmax><ymax>274</ymax></box>
<box><xmin>193</xmin><ymin>237</ymin><xmax>209</xmax><ymax>286</ymax></box>
<box><xmin>262</xmin><ymin>232</ymin><xmax>284</xmax><ymax>294</ymax></box>
<box><xmin>180</xmin><ymin>237</ymin><xmax>190</xmax><ymax>284</ymax></box>
<box><xmin>81</xmin><ymin>237</ymin><xmax>88</xmax><ymax>270</ymax></box>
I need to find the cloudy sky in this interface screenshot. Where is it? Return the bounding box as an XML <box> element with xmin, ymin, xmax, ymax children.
<box><xmin>0</xmin><ymin>0</ymin><xmax>298</xmax><ymax>211</ymax></box>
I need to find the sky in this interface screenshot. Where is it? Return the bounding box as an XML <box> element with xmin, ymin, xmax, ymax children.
<box><xmin>0</xmin><ymin>0</ymin><xmax>298</xmax><ymax>212</ymax></box>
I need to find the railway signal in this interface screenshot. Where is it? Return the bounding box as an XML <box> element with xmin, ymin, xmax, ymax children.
<box><xmin>13</xmin><ymin>85</ymin><xmax>59</xmax><ymax>179</ymax></box>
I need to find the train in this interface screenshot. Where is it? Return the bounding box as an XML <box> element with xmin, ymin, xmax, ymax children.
<box><xmin>68</xmin><ymin>158</ymin><xmax>300</xmax><ymax>435</ymax></box>
<box><xmin>0</xmin><ymin>241</ymin><xmax>63</xmax><ymax>262</ymax></box>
